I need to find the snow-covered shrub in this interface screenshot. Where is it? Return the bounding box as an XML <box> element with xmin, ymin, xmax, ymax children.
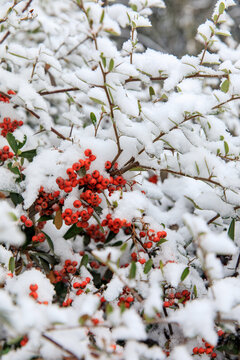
<box><xmin>0</xmin><ymin>0</ymin><xmax>240</xmax><ymax>359</ymax></box>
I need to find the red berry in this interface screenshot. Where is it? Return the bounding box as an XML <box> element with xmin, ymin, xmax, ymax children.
<box><xmin>105</xmin><ymin>161</ymin><xmax>112</xmax><ymax>170</ymax></box>
<box><xmin>138</xmin><ymin>258</ymin><xmax>146</xmax><ymax>264</ymax></box>
<box><xmin>84</xmin><ymin>149</ymin><xmax>92</xmax><ymax>157</ymax></box>
<box><xmin>192</xmin><ymin>347</ymin><xmax>199</xmax><ymax>354</ymax></box>
<box><xmin>29</xmin><ymin>284</ymin><xmax>38</xmax><ymax>291</ymax></box>
<box><xmin>29</xmin><ymin>291</ymin><xmax>38</xmax><ymax>299</ymax></box>
<box><xmin>211</xmin><ymin>353</ymin><xmax>217</xmax><ymax>358</ymax></box>
<box><xmin>25</xmin><ymin>219</ymin><xmax>33</xmax><ymax>227</ymax></box>
<box><xmin>20</xmin><ymin>215</ymin><xmax>27</xmax><ymax>223</ymax></box>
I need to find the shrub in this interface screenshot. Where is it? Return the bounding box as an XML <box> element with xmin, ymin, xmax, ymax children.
<box><xmin>0</xmin><ymin>0</ymin><xmax>239</xmax><ymax>359</ymax></box>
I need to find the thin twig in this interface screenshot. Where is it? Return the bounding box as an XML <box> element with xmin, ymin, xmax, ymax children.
<box><xmin>207</xmin><ymin>214</ymin><xmax>220</xmax><ymax>225</ymax></box>
<box><xmin>22</xmin><ymin>0</ymin><xmax>33</xmax><ymax>13</ymax></box>
<box><xmin>0</xmin><ymin>30</ymin><xmax>10</xmax><ymax>44</ymax></box>
<box><xmin>39</xmin><ymin>88</ymin><xmax>79</xmax><ymax>96</ymax></box>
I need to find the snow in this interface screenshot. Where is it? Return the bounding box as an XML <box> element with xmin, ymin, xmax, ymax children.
<box><xmin>170</xmin><ymin>299</ymin><xmax>218</xmax><ymax>345</ymax></box>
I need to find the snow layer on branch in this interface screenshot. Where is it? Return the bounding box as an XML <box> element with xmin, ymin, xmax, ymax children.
<box><xmin>184</xmin><ymin>214</ymin><xmax>237</xmax><ymax>255</ymax></box>
<box><xmin>104</xmin><ymin>275</ymin><xmax>124</xmax><ymax>301</ymax></box>
<box><xmin>170</xmin><ymin>298</ymin><xmax>217</xmax><ymax>345</ymax></box>
<box><xmin>0</xmin><ymin>201</ymin><xmax>25</xmax><ymax>248</ymax></box>
<box><xmin>143</xmin><ymin>269</ymin><xmax>163</xmax><ymax>317</ymax></box>
<box><xmin>211</xmin><ymin>277</ymin><xmax>240</xmax><ymax>312</ymax></box>
<box><xmin>124</xmin><ymin>340</ymin><xmax>165</xmax><ymax>360</ymax></box>
<box><xmin>112</xmin><ymin>309</ymin><xmax>147</xmax><ymax>340</ymax></box>
<box><xmin>6</xmin><ymin>268</ymin><xmax>55</xmax><ymax>303</ymax></box>
<box><xmin>171</xmin><ymin>345</ymin><xmax>193</xmax><ymax>360</ymax></box>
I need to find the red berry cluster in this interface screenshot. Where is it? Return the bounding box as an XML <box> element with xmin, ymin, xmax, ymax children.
<box><xmin>34</xmin><ymin>187</ymin><xmax>61</xmax><ymax>216</ymax></box>
<box><xmin>29</xmin><ymin>283</ymin><xmax>38</xmax><ymax>300</ymax></box>
<box><xmin>86</xmin><ymin>224</ymin><xmax>107</xmax><ymax>243</ymax></box>
<box><xmin>53</xmin><ymin>260</ymin><xmax>78</xmax><ymax>284</ymax></box>
<box><xmin>0</xmin><ymin>145</ymin><xmax>14</xmax><ymax>162</ymax></box>
<box><xmin>20</xmin><ymin>215</ymin><xmax>33</xmax><ymax>228</ymax></box>
<box><xmin>0</xmin><ymin>117</ymin><xmax>23</xmax><ymax>137</ymax></box>
<box><xmin>32</xmin><ymin>232</ymin><xmax>46</xmax><ymax>243</ymax></box>
<box><xmin>56</xmin><ymin>150</ymin><xmax>127</xmax><ymax>230</ymax></box>
<box><xmin>192</xmin><ymin>331</ymin><xmax>224</xmax><ymax>358</ymax></box>
<box><xmin>141</xmin><ymin>229</ymin><xmax>167</xmax><ymax>249</ymax></box>
<box><xmin>163</xmin><ymin>289</ymin><xmax>190</xmax><ymax>307</ymax></box>
<box><xmin>73</xmin><ymin>277</ymin><xmax>91</xmax><ymax>296</ymax></box>
<box><xmin>117</xmin><ymin>287</ymin><xmax>134</xmax><ymax>308</ymax></box>
<box><xmin>101</xmin><ymin>214</ymin><xmax>131</xmax><ymax>234</ymax></box>
<box><xmin>20</xmin><ymin>335</ymin><xmax>28</xmax><ymax>347</ymax></box>
<box><xmin>131</xmin><ymin>252</ymin><xmax>146</xmax><ymax>264</ymax></box>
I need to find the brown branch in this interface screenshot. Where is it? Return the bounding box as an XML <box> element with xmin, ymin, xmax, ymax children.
<box><xmin>161</xmin><ymin>168</ymin><xmax>224</xmax><ymax>188</ymax></box>
<box><xmin>138</xmin><ymin>114</ymin><xmax>201</xmax><ymax>156</ymax></box>
<box><xmin>50</xmin><ymin>127</ymin><xmax>67</xmax><ymax>140</ymax></box>
<box><xmin>22</xmin><ymin>0</ymin><xmax>33</xmax><ymax>13</ymax></box>
<box><xmin>0</xmin><ymin>30</ymin><xmax>10</xmax><ymax>44</ymax></box>
<box><xmin>39</xmin><ymin>88</ymin><xmax>79</xmax><ymax>96</ymax></box>
<box><xmin>207</xmin><ymin>214</ymin><xmax>220</xmax><ymax>225</ymax></box>
<box><xmin>25</xmin><ymin>107</ymin><xmax>40</xmax><ymax>119</ymax></box>
<box><xmin>212</xmin><ymin>96</ymin><xmax>240</xmax><ymax>110</ymax></box>
<box><xmin>125</xmin><ymin>72</ymin><xmax>228</xmax><ymax>84</ymax></box>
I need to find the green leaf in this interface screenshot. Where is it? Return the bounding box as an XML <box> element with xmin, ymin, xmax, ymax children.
<box><xmin>6</xmin><ymin>133</ymin><xmax>18</xmax><ymax>154</ymax></box>
<box><xmin>112</xmin><ymin>241</ymin><xmax>123</xmax><ymax>247</ymax></box>
<box><xmin>144</xmin><ymin>259</ymin><xmax>153</xmax><ymax>274</ymax></box>
<box><xmin>17</xmin><ymin>135</ymin><xmax>27</xmax><ymax>149</ymax></box>
<box><xmin>106</xmin><ymin>303</ymin><xmax>113</xmax><ymax>315</ymax></box>
<box><xmin>105</xmin><ymin>231</ymin><xmax>116</xmax><ymax>243</ymax></box>
<box><xmin>8</xmin><ymin>257</ymin><xmax>15</xmax><ymax>273</ymax></box>
<box><xmin>129</xmin><ymin>261</ymin><xmax>136</xmax><ymax>279</ymax></box>
<box><xmin>100</xmin><ymin>10</ymin><xmax>105</xmax><ymax>24</ymax></box>
<box><xmin>120</xmin><ymin>243</ymin><xmax>127</xmax><ymax>252</ymax></box>
<box><xmin>195</xmin><ymin>161</ymin><xmax>200</xmax><ymax>176</ymax></box>
<box><xmin>149</xmin><ymin>86</ymin><xmax>155</xmax><ymax>98</ymax></box>
<box><xmin>181</xmin><ymin>267</ymin><xmax>190</xmax><ymax>281</ymax></box>
<box><xmin>131</xmin><ymin>4</ymin><xmax>137</xmax><ymax>11</ymax></box>
<box><xmin>224</xmin><ymin>141</ymin><xmax>229</xmax><ymax>155</ymax></box>
<box><xmin>90</xmin><ymin>97</ymin><xmax>106</xmax><ymax>106</ymax></box>
<box><xmin>7</xmin><ymin>163</ymin><xmax>20</xmax><ymax>175</ymax></box>
<box><xmin>20</xmin><ymin>149</ymin><xmax>37</xmax><ymax>162</ymax></box>
<box><xmin>42</xmin><ymin>231</ymin><xmax>54</xmax><ymax>252</ymax></box>
<box><xmin>219</xmin><ymin>2</ymin><xmax>225</xmax><ymax>15</ymax></box>
<box><xmin>80</xmin><ymin>254</ymin><xmax>89</xmax><ymax>268</ymax></box>
<box><xmin>10</xmin><ymin>192</ymin><xmax>23</xmax><ymax>205</ymax></box>
<box><xmin>39</xmin><ymin>257</ymin><xmax>50</xmax><ymax>273</ymax></box>
<box><xmin>38</xmin><ymin>215</ymin><xmax>52</xmax><ymax>222</ymax></box>
<box><xmin>8</xmin><ymin>212</ymin><xmax>18</xmax><ymax>221</ymax></box>
<box><xmin>108</xmin><ymin>58</ymin><xmax>114</xmax><ymax>72</ymax></box>
<box><xmin>228</xmin><ymin>218</ymin><xmax>235</xmax><ymax>241</ymax></box>
<box><xmin>90</xmin><ymin>112</ymin><xmax>97</xmax><ymax>125</ymax></box>
<box><xmin>221</xmin><ymin>79</ymin><xmax>229</xmax><ymax>93</ymax></box>
<box><xmin>193</xmin><ymin>284</ymin><xmax>198</xmax><ymax>298</ymax></box>
<box><xmin>100</xmin><ymin>53</ymin><xmax>106</xmax><ymax>68</ymax></box>
<box><xmin>63</xmin><ymin>224</ymin><xmax>84</xmax><ymax>240</ymax></box>
<box><xmin>156</xmin><ymin>238</ymin><xmax>168</xmax><ymax>246</ymax></box>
